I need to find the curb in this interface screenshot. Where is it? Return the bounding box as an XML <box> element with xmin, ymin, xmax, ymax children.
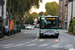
<box><xmin>65</xmin><ymin>32</ymin><xmax>75</xmax><ymax>36</ymax></box>
<box><xmin>0</xmin><ymin>32</ymin><xmax>22</xmax><ymax>41</ymax></box>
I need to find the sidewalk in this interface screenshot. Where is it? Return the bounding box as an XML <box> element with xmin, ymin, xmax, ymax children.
<box><xmin>0</xmin><ymin>32</ymin><xmax>22</xmax><ymax>41</ymax></box>
<box><xmin>61</xmin><ymin>29</ymin><xmax>75</xmax><ymax>36</ymax></box>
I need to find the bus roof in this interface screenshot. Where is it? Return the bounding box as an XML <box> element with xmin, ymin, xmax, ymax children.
<box><xmin>41</xmin><ymin>16</ymin><xmax>58</xmax><ymax>17</ymax></box>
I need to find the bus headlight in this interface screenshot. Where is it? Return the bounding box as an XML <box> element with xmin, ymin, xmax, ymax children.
<box><xmin>41</xmin><ymin>31</ymin><xmax>44</xmax><ymax>33</ymax></box>
<box><xmin>56</xmin><ymin>31</ymin><xmax>59</xmax><ymax>33</ymax></box>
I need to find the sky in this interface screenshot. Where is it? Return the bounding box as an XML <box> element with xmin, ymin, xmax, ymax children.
<box><xmin>30</xmin><ymin>0</ymin><xmax>59</xmax><ymax>13</ymax></box>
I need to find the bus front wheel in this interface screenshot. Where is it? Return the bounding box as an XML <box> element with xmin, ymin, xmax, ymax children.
<box><xmin>55</xmin><ymin>36</ymin><xmax>58</xmax><ymax>38</ymax></box>
<box><xmin>39</xmin><ymin>33</ymin><xmax>43</xmax><ymax>38</ymax></box>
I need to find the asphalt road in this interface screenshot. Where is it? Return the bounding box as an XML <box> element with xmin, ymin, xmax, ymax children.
<box><xmin>0</xmin><ymin>28</ymin><xmax>75</xmax><ymax>50</ymax></box>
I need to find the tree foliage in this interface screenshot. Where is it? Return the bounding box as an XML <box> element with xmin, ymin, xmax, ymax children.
<box><xmin>45</xmin><ymin>1</ymin><xmax>59</xmax><ymax>16</ymax></box>
<box><xmin>27</xmin><ymin>12</ymin><xmax>39</xmax><ymax>24</ymax></box>
<box><xmin>39</xmin><ymin>11</ymin><xmax>46</xmax><ymax>16</ymax></box>
<box><xmin>6</xmin><ymin>0</ymin><xmax>42</xmax><ymax>24</ymax></box>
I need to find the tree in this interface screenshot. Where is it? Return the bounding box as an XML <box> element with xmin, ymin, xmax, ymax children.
<box><xmin>6</xmin><ymin>0</ymin><xmax>43</xmax><ymax>24</ymax></box>
<box><xmin>39</xmin><ymin>11</ymin><xmax>46</xmax><ymax>16</ymax></box>
<box><xmin>27</xmin><ymin>12</ymin><xmax>39</xmax><ymax>24</ymax></box>
<box><xmin>45</xmin><ymin>1</ymin><xmax>59</xmax><ymax>16</ymax></box>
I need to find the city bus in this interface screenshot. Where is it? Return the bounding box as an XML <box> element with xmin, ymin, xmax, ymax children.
<box><xmin>39</xmin><ymin>16</ymin><xmax>59</xmax><ymax>38</ymax></box>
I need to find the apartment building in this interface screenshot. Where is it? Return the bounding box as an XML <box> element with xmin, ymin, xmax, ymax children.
<box><xmin>67</xmin><ymin>0</ymin><xmax>75</xmax><ymax>29</ymax></box>
<box><xmin>59</xmin><ymin>0</ymin><xmax>75</xmax><ymax>29</ymax></box>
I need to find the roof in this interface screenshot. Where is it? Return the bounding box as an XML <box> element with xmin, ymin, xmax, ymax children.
<box><xmin>41</xmin><ymin>16</ymin><xmax>58</xmax><ymax>17</ymax></box>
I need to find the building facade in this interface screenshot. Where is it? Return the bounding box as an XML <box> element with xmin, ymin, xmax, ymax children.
<box><xmin>67</xmin><ymin>0</ymin><xmax>75</xmax><ymax>29</ymax></box>
<box><xmin>59</xmin><ymin>0</ymin><xmax>75</xmax><ymax>29</ymax></box>
<box><xmin>59</xmin><ymin>0</ymin><xmax>66</xmax><ymax>29</ymax></box>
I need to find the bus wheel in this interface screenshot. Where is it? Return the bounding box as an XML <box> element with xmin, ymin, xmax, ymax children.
<box><xmin>39</xmin><ymin>34</ymin><xmax>43</xmax><ymax>38</ymax></box>
<box><xmin>55</xmin><ymin>36</ymin><xmax>58</xmax><ymax>38</ymax></box>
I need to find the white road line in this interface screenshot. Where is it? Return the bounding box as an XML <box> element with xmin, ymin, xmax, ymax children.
<box><xmin>15</xmin><ymin>44</ymin><xmax>25</xmax><ymax>46</ymax></box>
<box><xmin>65</xmin><ymin>44</ymin><xmax>74</xmax><ymax>49</ymax></box>
<box><xmin>39</xmin><ymin>44</ymin><xmax>49</xmax><ymax>47</ymax></box>
<box><xmin>65</xmin><ymin>44</ymin><xmax>73</xmax><ymax>46</ymax></box>
<box><xmin>2</xmin><ymin>44</ymin><xmax>14</xmax><ymax>46</ymax></box>
<box><xmin>51</xmin><ymin>43</ymin><xmax>60</xmax><ymax>47</ymax></box>
<box><xmin>26</xmin><ymin>44</ymin><xmax>36</xmax><ymax>46</ymax></box>
<box><xmin>3</xmin><ymin>33</ymin><xmax>38</xmax><ymax>49</ymax></box>
<box><xmin>4</xmin><ymin>44</ymin><xmax>25</xmax><ymax>48</ymax></box>
<box><xmin>68</xmin><ymin>48</ymin><xmax>75</xmax><ymax>50</ymax></box>
<box><xmin>42</xmin><ymin>38</ymin><xmax>63</xmax><ymax>50</ymax></box>
<box><xmin>4</xmin><ymin>46</ymin><xmax>14</xmax><ymax>49</ymax></box>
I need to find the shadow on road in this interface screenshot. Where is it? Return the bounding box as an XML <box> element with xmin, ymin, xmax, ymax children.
<box><xmin>38</xmin><ymin>36</ymin><xmax>59</xmax><ymax>39</ymax></box>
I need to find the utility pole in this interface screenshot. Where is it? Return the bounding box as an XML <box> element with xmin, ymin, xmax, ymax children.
<box><xmin>1</xmin><ymin>0</ymin><xmax>4</xmax><ymax>38</ymax></box>
<box><xmin>71</xmin><ymin>0</ymin><xmax>73</xmax><ymax>20</ymax></box>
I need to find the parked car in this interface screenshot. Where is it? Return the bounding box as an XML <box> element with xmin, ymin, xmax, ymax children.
<box><xmin>26</xmin><ymin>25</ymin><xmax>34</xmax><ymax>30</ymax></box>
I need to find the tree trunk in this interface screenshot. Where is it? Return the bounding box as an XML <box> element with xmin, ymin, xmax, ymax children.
<box><xmin>14</xmin><ymin>0</ymin><xmax>21</xmax><ymax>25</ymax></box>
<box><xmin>12</xmin><ymin>2</ymin><xmax>14</xmax><ymax>18</ymax></box>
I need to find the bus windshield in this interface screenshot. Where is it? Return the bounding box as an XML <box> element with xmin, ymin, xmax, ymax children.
<box><xmin>40</xmin><ymin>17</ymin><xmax>59</xmax><ymax>29</ymax></box>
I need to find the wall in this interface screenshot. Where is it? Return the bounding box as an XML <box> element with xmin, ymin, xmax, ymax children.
<box><xmin>67</xmin><ymin>1</ymin><xmax>75</xmax><ymax>29</ymax></box>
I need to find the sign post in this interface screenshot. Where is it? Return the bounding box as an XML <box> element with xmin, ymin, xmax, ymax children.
<box><xmin>21</xmin><ymin>3</ymin><xmax>25</xmax><ymax>29</ymax></box>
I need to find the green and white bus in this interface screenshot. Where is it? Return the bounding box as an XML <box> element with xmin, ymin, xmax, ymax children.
<box><xmin>39</xmin><ymin>16</ymin><xmax>59</xmax><ymax>38</ymax></box>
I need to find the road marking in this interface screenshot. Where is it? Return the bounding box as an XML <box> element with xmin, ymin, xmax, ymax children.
<box><xmin>3</xmin><ymin>44</ymin><xmax>14</xmax><ymax>46</ymax></box>
<box><xmin>48</xmin><ymin>43</ymin><xmax>64</xmax><ymax>48</ymax></box>
<box><xmin>15</xmin><ymin>44</ymin><xmax>24</xmax><ymax>46</ymax></box>
<box><xmin>51</xmin><ymin>43</ymin><xmax>60</xmax><ymax>47</ymax></box>
<box><xmin>65</xmin><ymin>44</ymin><xmax>74</xmax><ymax>49</ymax></box>
<box><xmin>26</xmin><ymin>44</ymin><xmax>36</xmax><ymax>46</ymax></box>
<box><xmin>43</xmin><ymin>38</ymin><xmax>63</xmax><ymax>50</ymax></box>
<box><xmin>39</xmin><ymin>44</ymin><xmax>49</xmax><ymax>47</ymax></box>
<box><xmin>4</xmin><ymin>46</ymin><xmax>14</xmax><ymax>48</ymax></box>
<box><xmin>68</xmin><ymin>48</ymin><xmax>75</xmax><ymax>50</ymax></box>
<box><xmin>3</xmin><ymin>33</ymin><xmax>38</xmax><ymax>49</ymax></box>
